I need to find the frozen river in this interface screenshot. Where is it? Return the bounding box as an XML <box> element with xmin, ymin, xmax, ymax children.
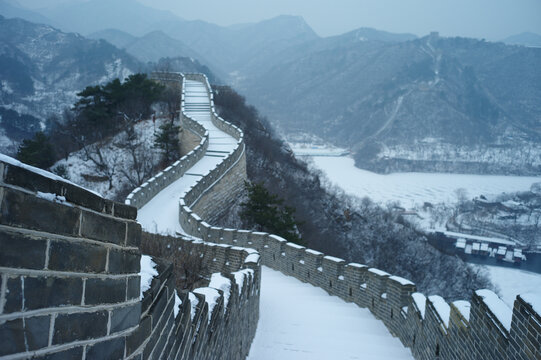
<box><xmin>309</xmin><ymin>156</ymin><xmax>540</xmax><ymax>208</ymax></box>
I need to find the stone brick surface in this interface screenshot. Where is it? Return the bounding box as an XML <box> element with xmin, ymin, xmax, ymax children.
<box><xmin>80</xmin><ymin>210</ymin><xmax>126</xmax><ymax>245</ymax></box>
<box><xmin>110</xmin><ymin>303</ymin><xmax>142</xmax><ymax>334</ymax></box>
<box><xmin>1</xmin><ymin>187</ymin><xmax>80</xmax><ymax>236</ymax></box>
<box><xmin>86</xmin><ymin>336</ymin><xmax>126</xmax><ymax>360</ymax></box>
<box><xmin>85</xmin><ymin>278</ymin><xmax>127</xmax><ymax>305</ymax></box>
<box><xmin>24</xmin><ymin>276</ymin><xmax>83</xmax><ymax>310</ymax></box>
<box><xmin>0</xmin><ymin>231</ymin><xmax>47</xmax><ymax>269</ymax></box>
<box><xmin>52</xmin><ymin>310</ymin><xmax>108</xmax><ymax>344</ymax></box>
<box><xmin>108</xmin><ymin>248</ymin><xmax>140</xmax><ymax>274</ymax></box>
<box><xmin>48</xmin><ymin>239</ymin><xmax>107</xmax><ymax>273</ymax></box>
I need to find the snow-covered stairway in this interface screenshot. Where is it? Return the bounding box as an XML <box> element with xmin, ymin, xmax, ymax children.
<box><xmin>134</xmin><ymin>76</ymin><xmax>413</xmax><ymax>359</ymax></box>
<box><xmin>137</xmin><ymin>79</ymin><xmax>237</xmax><ymax>233</ymax></box>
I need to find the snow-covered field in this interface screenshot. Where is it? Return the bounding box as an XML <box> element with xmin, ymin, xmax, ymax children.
<box><xmin>248</xmin><ymin>266</ymin><xmax>413</xmax><ymax>360</ymax></box>
<box><xmin>309</xmin><ymin>156</ymin><xmax>540</xmax><ymax>208</ymax></box>
<box><xmin>480</xmin><ymin>265</ymin><xmax>541</xmax><ymax>309</ymax></box>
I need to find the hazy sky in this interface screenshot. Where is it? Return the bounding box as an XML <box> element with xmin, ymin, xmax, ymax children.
<box><xmin>136</xmin><ymin>0</ymin><xmax>541</xmax><ymax>40</ymax></box>
<box><xmin>16</xmin><ymin>0</ymin><xmax>541</xmax><ymax>40</ymax></box>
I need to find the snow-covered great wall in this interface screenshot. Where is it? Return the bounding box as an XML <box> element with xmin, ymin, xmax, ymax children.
<box><xmin>0</xmin><ymin>72</ymin><xmax>540</xmax><ymax>359</ymax></box>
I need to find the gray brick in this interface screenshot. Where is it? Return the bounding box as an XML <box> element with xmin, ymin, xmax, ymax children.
<box><xmin>80</xmin><ymin>210</ymin><xmax>126</xmax><ymax>245</ymax></box>
<box><xmin>127</xmin><ymin>276</ymin><xmax>141</xmax><ymax>301</ymax></box>
<box><xmin>113</xmin><ymin>203</ymin><xmax>137</xmax><ymax>220</ymax></box>
<box><xmin>0</xmin><ymin>188</ymin><xmax>80</xmax><ymax>236</ymax></box>
<box><xmin>48</xmin><ymin>240</ymin><xmax>107</xmax><ymax>273</ymax></box>
<box><xmin>4</xmin><ymin>276</ymin><xmax>22</xmax><ymax>312</ymax></box>
<box><xmin>110</xmin><ymin>302</ymin><xmax>141</xmax><ymax>333</ymax></box>
<box><xmin>84</xmin><ymin>278</ymin><xmax>126</xmax><ymax>305</ymax></box>
<box><xmin>0</xmin><ymin>315</ymin><xmax>50</xmax><ymax>356</ymax></box>
<box><xmin>0</xmin><ymin>231</ymin><xmax>47</xmax><ymax>269</ymax></box>
<box><xmin>86</xmin><ymin>336</ymin><xmax>125</xmax><ymax>360</ymax></box>
<box><xmin>53</xmin><ymin>310</ymin><xmax>108</xmax><ymax>344</ymax></box>
<box><xmin>108</xmin><ymin>248</ymin><xmax>140</xmax><ymax>274</ymax></box>
<box><xmin>24</xmin><ymin>276</ymin><xmax>83</xmax><ymax>310</ymax></box>
<box><xmin>126</xmin><ymin>221</ymin><xmax>142</xmax><ymax>247</ymax></box>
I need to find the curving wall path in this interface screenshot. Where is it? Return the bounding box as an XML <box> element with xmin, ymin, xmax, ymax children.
<box><xmin>127</xmin><ymin>72</ymin><xmax>541</xmax><ymax>360</ymax></box>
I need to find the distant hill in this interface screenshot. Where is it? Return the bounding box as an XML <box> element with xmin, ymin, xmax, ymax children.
<box><xmin>0</xmin><ymin>0</ymin><xmax>51</xmax><ymax>24</ymax></box>
<box><xmin>90</xmin><ymin>29</ymin><xmax>205</xmax><ymax>65</ymax></box>
<box><xmin>88</xmin><ymin>28</ymin><xmax>136</xmax><ymax>49</ymax></box>
<box><xmin>0</xmin><ymin>15</ymin><xmax>142</xmax><ymax>154</ymax></box>
<box><xmin>242</xmin><ymin>33</ymin><xmax>541</xmax><ymax>175</ymax></box>
<box><xmin>502</xmin><ymin>32</ymin><xmax>541</xmax><ymax>48</ymax></box>
<box><xmin>36</xmin><ymin>0</ymin><xmax>179</xmax><ymax>36</ymax></box>
<box><xmin>0</xmin><ymin>15</ymin><xmax>222</xmax><ymax>154</ymax></box>
<box><xmin>29</xmin><ymin>0</ymin><xmax>322</xmax><ymax>81</ymax></box>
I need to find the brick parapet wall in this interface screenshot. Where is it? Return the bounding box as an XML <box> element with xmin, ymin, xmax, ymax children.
<box><xmin>0</xmin><ymin>155</ymin><xmax>260</xmax><ymax>359</ymax></box>
<box><xmin>0</xmin><ymin>157</ymin><xmax>142</xmax><ymax>359</ymax></box>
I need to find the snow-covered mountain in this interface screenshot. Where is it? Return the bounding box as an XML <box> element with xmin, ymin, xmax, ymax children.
<box><xmin>88</xmin><ymin>29</ymin><xmax>207</xmax><ymax>66</ymax></box>
<box><xmin>0</xmin><ymin>15</ymin><xmax>141</xmax><ymax>154</ymax></box>
<box><xmin>502</xmin><ymin>32</ymin><xmax>541</xmax><ymax>48</ymax></box>
<box><xmin>242</xmin><ymin>33</ymin><xmax>541</xmax><ymax>175</ymax></box>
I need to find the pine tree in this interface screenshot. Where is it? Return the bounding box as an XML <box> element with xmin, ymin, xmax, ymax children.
<box><xmin>154</xmin><ymin>120</ymin><xmax>180</xmax><ymax>163</ymax></box>
<box><xmin>240</xmin><ymin>182</ymin><xmax>302</xmax><ymax>244</ymax></box>
<box><xmin>16</xmin><ymin>132</ymin><xmax>56</xmax><ymax>169</ymax></box>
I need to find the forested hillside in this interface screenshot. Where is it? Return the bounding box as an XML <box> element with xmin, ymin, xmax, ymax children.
<box><xmin>213</xmin><ymin>86</ymin><xmax>493</xmax><ymax>300</ymax></box>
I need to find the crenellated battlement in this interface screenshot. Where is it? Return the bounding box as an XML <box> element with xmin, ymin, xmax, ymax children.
<box><xmin>159</xmin><ymin>73</ymin><xmax>540</xmax><ymax>360</ymax></box>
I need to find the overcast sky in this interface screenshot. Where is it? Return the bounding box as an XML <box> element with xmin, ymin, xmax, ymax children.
<box><xmin>135</xmin><ymin>0</ymin><xmax>541</xmax><ymax>40</ymax></box>
<box><xmin>18</xmin><ymin>0</ymin><xmax>541</xmax><ymax>40</ymax></box>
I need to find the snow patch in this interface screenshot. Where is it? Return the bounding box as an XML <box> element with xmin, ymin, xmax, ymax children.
<box><xmin>139</xmin><ymin>255</ymin><xmax>158</xmax><ymax>299</ymax></box>
<box><xmin>476</xmin><ymin>289</ymin><xmax>512</xmax><ymax>331</ymax></box>
<box><xmin>389</xmin><ymin>275</ymin><xmax>414</xmax><ymax>286</ymax></box>
<box><xmin>428</xmin><ymin>295</ymin><xmax>450</xmax><ymax>328</ymax></box>
<box><xmin>412</xmin><ymin>293</ymin><xmax>426</xmax><ymax>318</ymax></box>
<box><xmin>521</xmin><ymin>293</ymin><xmax>541</xmax><ymax>315</ymax></box>
<box><xmin>174</xmin><ymin>290</ymin><xmax>182</xmax><ymax>318</ymax></box>
<box><xmin>188</xmin><ymin>292</ymin><xmax>199</xmax><ymax>320</ymax></box>
<box><xmin>452</xmin><ymin>300</ymin><xmax>471</xmax><ymax>322</ymax></box>
<box><xmin>209</xmin><ymin>273</ymin><xmax>232</xmax><ymax>309</ymax></box>
<box><xmin>36</xmin><ymin>191</ymin><xmax>68</xmax><ymax>205</ymax></box>
<box><xmin>193</xmin><ymin>287</ymin><xmax>221</xmax><ymax>324</ymax></box>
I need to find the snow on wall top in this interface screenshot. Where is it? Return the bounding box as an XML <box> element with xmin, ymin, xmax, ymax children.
<box><xmin>368</xmin><ymin>268</ymin><xmax>390</xmax><ymax>277</ymax></box>
<box><xmin>412</xmin><ymin>292</ymin><xmax>427</xmax><ymax>318</ymax></box>
<box><xmin>429</xmin><ymin>295</ymin><xmax>450</xmax><ymax>328</ymax></box>
<box><xmin>323</xmin><ymin>255</ymin><xmax>345</xmax><ymax>263</ymax></box>
<box><xmin>521</xmin><ymin>293</ymin><xmax>541</xmax><ymax>315</ymax></box>
<box><xmin>194</xmin><ymin>287</ymin><xmax>221</xmax><ymax>324</ymax></box>
<box><xmin>389</xmin><ymin>275</ymin><xmax>414</xmax><ymax>286</ymax></box>
<box><xmin>476</xmin><ymin>289</ymin><xmax>512</xmax><ymax>331</ymax></box>
<box><xmin>0</xmin><ymin>153</ymin><xmax>102</xmax><ymax>197</ymax></box>
<box><xmin>453</xmin><ymin>300</ymin><xmax>471</xmax><ymax>322</ymax></box>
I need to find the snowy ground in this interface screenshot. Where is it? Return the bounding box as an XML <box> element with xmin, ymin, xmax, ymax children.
<box><xmin>248</xmin><ymin>267</ymin><xmax>413</xmax><ymax>360</ymax></box>
<box><xmin>309</xmin><ymin>156</ymin><xmax>540</xmax><ymax>208</ymax></box>
<box><xmin>54</xmin><ymin>116</ymin><xmax>169</xmax><ymax>200</ymax></box>
<box><xmin>479</xmin><ymin>265</ymin><xmax>541</xmax><ymax>309</ymax></box>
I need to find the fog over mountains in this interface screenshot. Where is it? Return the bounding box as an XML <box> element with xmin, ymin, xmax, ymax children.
<box><xmin>1</xmin><ymin>0</ymin><xmax>540</xmax><ymax>175</ymax></box>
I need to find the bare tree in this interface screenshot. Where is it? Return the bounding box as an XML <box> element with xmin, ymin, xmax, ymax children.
<box><xmin>116</xmin><ymin>126</ymin><xmax>156</xmax><ymax>188</ymax></box>
<box><xmin>81</xmin><ymin>143</ymin><xmax>119</xmax><ymax>190</ymax></box>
